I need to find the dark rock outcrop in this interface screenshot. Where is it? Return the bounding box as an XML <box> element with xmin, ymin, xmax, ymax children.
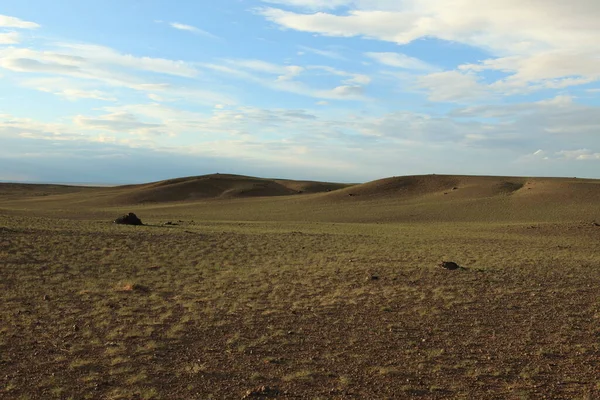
<box><xmin>114</xmin><ymin>212</ymin><xmax>143</xmax><ymax>225</ymax></box>
<box><xmin>439</xmin><ymin>261</ymin><xmax>461</xmax><ymax>270</ymax></box>
<box><xmin>243</xmin><ymin>386</ymin><xmax>279</xmax><ymax>398</ymax></box>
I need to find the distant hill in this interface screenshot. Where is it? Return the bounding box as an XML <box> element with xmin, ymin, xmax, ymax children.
<box><xmin>110</xmin><ymin>174</ymin><xmax>352</xmax><ymax>204</ymax></box>
<box><xmin>1</xmin><ymin>174</ymin><xmax>598</xmax><ymax>223</ymax></box>
<box><xmin>314</xmin><ymin>174</ymin><xmax>600</xmax><ymax>204</ymax></box>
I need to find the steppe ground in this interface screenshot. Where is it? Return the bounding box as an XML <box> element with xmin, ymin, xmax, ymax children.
<box><xmin>1</xmin><ymin>174</ymin><xmax>599</xmax><ymax>399</ymax></box>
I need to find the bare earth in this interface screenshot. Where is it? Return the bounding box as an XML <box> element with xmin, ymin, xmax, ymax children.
<box><xmin>1</xmin><ymin>174</ymin><xmax>599</xmax><ymax>399</ymax></box>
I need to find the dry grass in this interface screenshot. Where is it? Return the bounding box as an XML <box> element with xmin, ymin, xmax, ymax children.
<box><xmin>1</xmin><ymin>174</ymin><xmax>599</xmax><ymax>398</ymax></box>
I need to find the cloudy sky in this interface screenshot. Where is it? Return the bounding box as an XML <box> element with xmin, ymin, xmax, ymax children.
<box><xmin>1</xmin><ymin>0</ymin><xmax>599</xmax><ymax>184</ymax></box>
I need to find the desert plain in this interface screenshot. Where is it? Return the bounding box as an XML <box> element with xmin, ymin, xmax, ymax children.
<box><xmin>1</xmin><ymin>173</ymin><xmax>599</xmax><ymax>399</ymax></box>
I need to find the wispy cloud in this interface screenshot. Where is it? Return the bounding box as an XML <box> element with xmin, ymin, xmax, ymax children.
<box><xmin>298</xmin><ymin>45</ymin><xmax>345</xmax><ymax>60</ymax></box>
<box><xmin>0</xmin><ymin>43</ymin><xmax>233</xmax><ymax>105</ymax></box>
<box><xmin>169</xmin><ymin>22</ymin><xmax>219</xmax><ymax>39</ymax></box>
<box><xmin>0</xmin><ymin>32</ymin><xmax>20</xmax><ymax>44</ymax></box>
<box><xmin>258</xmin><ymin>1</ymin><xmax>600</xmax><ymax>96</ymax></box>
<box><xmin>260</xmin><ymin>0</ymin><xmax>350</xmax><ymax>10</ymax></box>
<box><xmin>366</xmin><ymin>52</ymin><xmax>437</xmax><ymax>71</ymax></box>
<box><xmin>0</xmin><ymin>14</ymin><xmax>40</xmax><ymax>29</ymax></box>
<box><xmin>202</xmin><ymin>59</ymin><xmax>371</xmax><ymax>100</ymax></box>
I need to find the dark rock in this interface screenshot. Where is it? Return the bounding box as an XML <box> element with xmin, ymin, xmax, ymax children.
<box><xmin>439</xmin><ymin>261</ymin><xmax>461</xmax><ymax>270</ymax></box>
<box><xmin>593</xmin><ymin>222</ymin><xmax>600</xmax><ymax>227</ymax></box>
<box><xmin>114</xmin><ymin>213</ymin><xmax>143</xmax><ymax>226</ymax></box>
<box><xmin>243</xmin><ymin>386</ymin><xmax>279</xmax><ymax>398</ymax></box>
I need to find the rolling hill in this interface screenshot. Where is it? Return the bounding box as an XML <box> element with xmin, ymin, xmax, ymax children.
<box><xmin>0</xmin><ymin>174</ymin><xmax>598</xmax><ymax>223</ymax></box>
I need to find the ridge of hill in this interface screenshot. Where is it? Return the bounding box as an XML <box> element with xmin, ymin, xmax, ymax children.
<box><xmin>1</xmin><ymin>174</ymin><xmax>599</xmax><ymax>223</ymax></box>
<box><xmin>109</xmin><ymin>174</ymin><xmax>352</xmax><ymax>204</ymax></box>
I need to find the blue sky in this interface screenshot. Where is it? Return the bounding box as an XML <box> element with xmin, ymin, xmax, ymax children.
<box><xmin>1</xmin><ymin>0</ymin><xmax>600</xmax><ymax>184</ymax></box>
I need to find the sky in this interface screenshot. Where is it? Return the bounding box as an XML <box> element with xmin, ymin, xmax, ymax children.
<box><xmin>1</xmin><ymin>0</ymin><xmax>600</xmax><ymax>184</ymax></box>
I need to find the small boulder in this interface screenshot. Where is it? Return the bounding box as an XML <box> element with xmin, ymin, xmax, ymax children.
<box><xmin>439</xmin><ymin>261</ymin><xmax>461</xmax><ymax>270</ymax></box>
<box><xmin>242</xmin><ymin>386</ymin><xmax>279</xmax><ymax>398</ymax></box>
<box><xmin>114</xmin><ymin>212</ymin><xmax>143</xmax><ymax>226</ymax></box>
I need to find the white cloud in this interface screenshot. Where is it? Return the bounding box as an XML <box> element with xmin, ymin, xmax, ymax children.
<box><xmin>308</xmin><ymin>65</ymin><xmax>371</xmax><ymax>85</ymax></box>
<box><xmin>74</xmin><ymin>112</ymin><xmax>165</xmax><ymax>136</ymax></box>
<box><xmin>365</xmin><ymin>52</ymin><xmax>436</xmax><ymax>71</ymax></box>
<box><xmin>327</xmin><ymin>85</ymin><xmax>364</xmax><ymax>98</ymax></box>
<box><xmin>58</xmin><ymin>89</ymin><xmax>117</xmax><ymax>102</ymax></box>
<box><xmin>0</xmin><ymin>45</ymin><xmax>199</xmax><ymax>78</ymax></box>
<box><xmin>276</xmin><ymin>65</ymin><xmax>304</xmax><ymax>81</ymax></box>
<box><xmin>0</xmin><ymin>31</ymin><xmax>20</xmax><ymax>44</ymax></box>
<box><xmin>556</xmin><ymin>149</ymin><xmax>600</xmax><ymax>160</ymax></box>
<box><xmin>260</xmin><ymin>0</ymin><xmax>350</xmax><ymax>9</ymax></box>
<box><xmin>417</xmin><ymin>71</ymin><xmax>490</xmax><ymax>103</ymax></box>
<box><xmin>258</xmin><ymin>1</ymin><xmax>600</xmax><ymax>94</ymax></box>
<box><xmin>21</xmin><ymin>77</ymin><xmax>118</xmax><ymax>101</ymax></box>
<box><xmin>461</xmin><ymin>51</ymin><xmax>600</xmax><ymax>93</ymax></box>
<box><xmin>0</xmin><ymin>45</ymin><xmax>233</xmax><ymax>105</ymax></box>
<box><xmin>298</xmin><ymin>45</ymin><xmax>345</xmax><ymax>60</ymax></box>
<box><xmin>148</xmin><ymin>93</ymin><xmax>165</xmax><ymax>102</ymax></box>
<box><xmin>3</xmin><ymin>92</ymin><xmax>600</xmax><ymax>181</ymax></box>
<box><xmin>0</xmin><ymin>15</ymin><xmax>40</xmax><ymax>29</ymax></box>
<box><xmin>55</xmin><ymin>43</ymin><xmax>200</xmax><ymax>77</ymax></box>
<box><xmin>259</xmin><ymin>1</ymin><xmax>600</xmax><ymax>53</ymax></box>
<box><xmin>527</xmin><ymin>149</ymin><xmax>549</xmax><ymax>160</ymax></box>
<box><xmin>526</xmin><ymin>148</ymin><xmax>600</xmax><ymax>161</ymax></box>
<box><xmin>170</xmin><ymin>22</ymin><xmax>218</xmax><ymax>39</ymax></box>
<box><xmin>205</xmin><ymin>59</ymin><xmax>370</xmax><ymax>100</ymax></box>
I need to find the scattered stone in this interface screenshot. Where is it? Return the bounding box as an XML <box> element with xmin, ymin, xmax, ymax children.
<box><xmin>439</xmin><ymin>261</ymin><xmax>461</xmax><ymax>270</ymax></box>
<box><xmin>348</xmin><ymin>193</ymin><xmax>355</xmax><ymax>197</ymax></box>
<box><xmin>243</xmin><ymin>385</ymin><xmax>279</xmax><ymax>398</ymax></box>
<box><xmin>369</xmin><ymin>274</ymin><xmax>380</xmax><ymax>281</ymax></box>
<box><xmin>43</xmin><ymin>295</ymin><xmax>49</xmax><ymax>301</ymax></box>
<box><xmin>452</xmin><ymin>187</ymin><xmax>458</xmax><ymax>190</ymax></box>
<box><xmin>114</xmin><ymin>212</ymin><xmax>143</xmax><ymax>226</ymax></box>
<box><xmin>164</xmin><ymin>221</ymin><xmax>178</xmax><ymax>226</ymax></box>
<box><xmin>593</xmin><ymin>222</ymin><xmax>600</xmax><ymax>227</ymax></box>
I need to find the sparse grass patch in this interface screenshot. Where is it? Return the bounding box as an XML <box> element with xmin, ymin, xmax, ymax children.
<box><xmin>283</xmin><ymin>369</ymin><xmax>318</xmax><ymax>382</ymax></box>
